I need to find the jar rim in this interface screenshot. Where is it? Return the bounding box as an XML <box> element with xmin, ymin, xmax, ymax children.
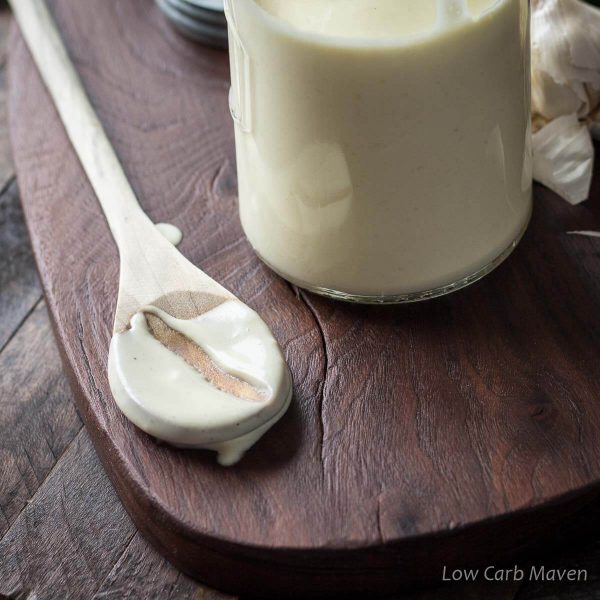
<box><xmin>226</xmin><ymin>0</ymin><xmax>507</xmax><ymax>51</ymax></box>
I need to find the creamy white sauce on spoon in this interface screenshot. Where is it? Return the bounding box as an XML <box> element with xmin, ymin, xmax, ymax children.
<box><xmin>117</xmin><ymin>213</ymin><xmax>289</xmax><ymax>466</ymax></box>
<box><xmin>113</xmin><ymin>196</ymin><xmax>292</xmax><ymax>467</ymax></box>
<box><xmin>108</xmin><ymin>301</ymin><xmax>292</xmax><ymax>466</ymax></box>
<box><xmin>156</xmin><ymin>222</ymin><xmax>183</xmax><ymax>246</ymax></box>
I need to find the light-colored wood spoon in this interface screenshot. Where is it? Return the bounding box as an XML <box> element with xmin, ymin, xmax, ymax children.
<box><xmin>10</xmin><ymin>0</ymin><xmax>275</xmax><ymax>402</ymax></box>
<box><xmin>10</xmin><ymin>0</ymin><xmax>238</xmax><ymax>331</ymax></box>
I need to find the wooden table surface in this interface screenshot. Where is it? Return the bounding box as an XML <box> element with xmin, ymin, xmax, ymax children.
<box><xmin>1</xmin><ymin>5</ymin><xmax>599</xmax><ymax>599</ymax></box>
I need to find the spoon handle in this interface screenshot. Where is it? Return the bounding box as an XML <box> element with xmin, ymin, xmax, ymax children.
<box><xmin>10</xmin><ymin>0</ymin><xmax>151</xmax><ymax>249</ymax></box>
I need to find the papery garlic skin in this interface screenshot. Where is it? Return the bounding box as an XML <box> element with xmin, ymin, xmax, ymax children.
<box><xmin>532</xmin><ymin>114</ymin><xmax>594</xmax><ymax>204</ymax></box>
<box><xmin>531</xmin><ymin>0</ymin><xmax>600</xmax><ymax>204</ymax></box>
<box><xmin>532</xmin><ymin>0</ymin><xmax>600</xmax><ymax>124</ymax></box>
<box><xmin>532</xmin><ymin>69</ymin><xmax>588</xmax><ymax>124</ymax></box>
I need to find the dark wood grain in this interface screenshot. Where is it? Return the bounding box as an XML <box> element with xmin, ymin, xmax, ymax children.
<box><xmin>0</xmin><ymin>430</ymin><xmax>134</xmax><ymax>599</ymax></box>
<box><xmin>0</xmin><ymin>425</ymin><xmax>234</xmax><ymax>600</ymax></box>
<box><xmin>6</xmin><ymin>0</ymin><xmax>600</xmax><ymax>595</ymax></box>
<box><xmin>0</xmin><ymin>9</ymin><xmax>38</xmax><ymax>350</ymax></box>
<box><xmin>0</xmin><ymin>8</ymin><xmax>15</xmax><ymax>194</ymax></box>
<box><xmin>0</xmin><ymin>178</ymin><xmax>41</xmax><ymax>351</ymax></box>
<box><xmin>91</xmin><ymin>532</ymin><xmax>230</xmax><ymax>600</ymax></box>
<box><xmin>0</xmin><ymin>302</ymin><xmax>81</xmax><ymax>538</ymax></box>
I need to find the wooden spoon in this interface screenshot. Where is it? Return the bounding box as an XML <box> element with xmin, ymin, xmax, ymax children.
<box><xmin>9</xmin><ymin>0</ymin><xmax>239</xmax><ymax>333</ymax></box>
<box><xmin>9</xmin><ymin>0</ymin><xmax>292</xmax><ymax>426</ymax></box>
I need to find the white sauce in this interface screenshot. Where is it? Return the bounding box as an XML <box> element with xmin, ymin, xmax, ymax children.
<box><xmin>155</xmin><ymin>222</ymin><xmax>183</xmax><ymax>246</ymax></box>
<box><xmin>108</xmin><ymin>301</ymin><xmax>292</xmax><ymax>465</ymax></box>
<box><xmin>229</xmin><ymin>0</ymin><xmax>532</xmax><ymax>298</ymax></box>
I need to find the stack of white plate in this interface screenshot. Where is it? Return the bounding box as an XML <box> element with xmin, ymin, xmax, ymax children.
<box><xmin>156</xmin><ymin>0</ymin><xmax>227</xmax><ymax>49</ymax></box>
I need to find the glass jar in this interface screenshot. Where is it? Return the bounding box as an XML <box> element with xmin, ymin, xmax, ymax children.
<box><xmin>225</xmin><ymin>0</ymin><xmax>532</xmax><ymax>303</ymax></box>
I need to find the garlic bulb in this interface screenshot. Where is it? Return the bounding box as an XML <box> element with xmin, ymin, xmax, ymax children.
<box><xmin>531</xmin><ymin>0</ymin><xmax>600</xmax><ymax>204</ymax></box>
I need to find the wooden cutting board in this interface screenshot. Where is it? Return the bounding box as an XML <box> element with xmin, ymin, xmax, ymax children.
<box><xmin>7</xmin><ymin>0</ymin><xmax>600</xmax><ymax>595</ymax></box>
